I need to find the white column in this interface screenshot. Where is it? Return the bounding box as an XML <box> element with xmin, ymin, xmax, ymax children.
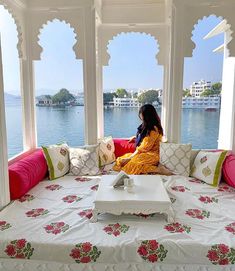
<box><xmin>0</xmin><ymin>35</ymin><xmax>10</xmax><ymax>208</ymax></box>
<box><xmin>97</xmin><ymin>28</ymin><xmax>104</xmax><ymax>139</ymax></box>
<box><xmin>83</xmin><ymin>6</ymin><xmax>98</xmax><ymax>145</ymax></box>
<box><xmin>163</xmin><ymin>2</ymin><xmax>184</xmax><ymax>143</ymax></box>
<box><xmin>20</xmin><ymin>59</ymin><xmax>37</xmax><ymax>150</ymax></box>
<box><xmin>20</xmin><ymin>12</ymin><xmax>37</xmax><ymax>150</ymax></box>
<box><xmin>218</xmin><ymin>30</ymin><xmax>235</xmax><ymax>152</ymax></box>
<box><xmin>218</xmin><ymin>57</ymin><xmax>235</xmax><ymax>151</ymax></box>
<box><xmin>161</xmin><ymin>59</ymin><xmax>170</xmax><ymax>139</ymax></box>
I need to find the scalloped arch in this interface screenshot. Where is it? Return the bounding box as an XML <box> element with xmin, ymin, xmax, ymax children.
<box><xmin>185</xmin><ymin>14</ymin><xmax>234</xmax><ymax>57</ymax></box>
<box><xmin>35</xmin><ymin>18</ymin><xmax>81</xmax><ymax>60</ymax></box>
<box><xmin>0</xmin><ymin>1</ymin><xmax>24</xmax><ymax>58</ymax></box>
<box><xmin>102</xmin><ymin>30</ymin><xmax>165</xmax><ymax>66</ymax></box>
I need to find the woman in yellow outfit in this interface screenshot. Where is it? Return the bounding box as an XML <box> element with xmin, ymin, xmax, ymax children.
<box><xmin>113</xmin><ymin>104</ymin><xmax>168</xmax><ymax>175</ymax></box>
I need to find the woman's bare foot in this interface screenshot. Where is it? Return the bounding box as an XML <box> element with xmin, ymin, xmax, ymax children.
<box><xmin>156</xmin><ymin>164</ymin><xmax>174</xmax><ymax>176</ymax></box>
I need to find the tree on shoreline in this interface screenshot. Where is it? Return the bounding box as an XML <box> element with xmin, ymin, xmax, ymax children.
<box><xmin>103</xmin><ymin>92</ymin><xmax>117</xmax><ymax>104</ymax></box>
<box><xmin>183</xmin><ymin>89</ymin><xmax>191</xmax><ymax>97</ymax></box>
<box><xmin>52</xmin><ymin>88</ymin><xmax>75</xmax><ymax>104</ymax></box>
<box><xmin>138</xmin><ymin>90</ymin><xmax>159</xmax><ymax>105</ymax></box>
<box><xmin>115</xmin><ymin>88</ymin><xmax>129</xmax><ymax>98</ymax></box>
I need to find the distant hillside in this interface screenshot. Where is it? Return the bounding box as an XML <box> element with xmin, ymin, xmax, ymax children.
<box><xmin>4</xmin><ymin>93</ymin><xmax>21</xmax><ymax>103</ymax></box>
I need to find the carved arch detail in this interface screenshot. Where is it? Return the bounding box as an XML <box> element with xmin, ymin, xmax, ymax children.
<box><xmin>100</xmin><ymin>27</ymin><xmax>167</xmax><ymax>66</ymax></box>
<box><xmin>31</xmin><ymin>13</ymin><xmax>84</xmax><ymax>60</ymax></box>
<box><xmin>0</xmin><ymin>0</ymin><xmax>25</xmax><ymax>59</ymax></box>
<box><xmin>183</xmin><ymin>9</ymin><xmax>235</xmax><ymax>57</ymax></box>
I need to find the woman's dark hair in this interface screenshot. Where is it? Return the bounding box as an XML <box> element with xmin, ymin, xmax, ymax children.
<box><xmin>138</xmin><ymin>104</ymin><xmax>163</xmax><ymax>137</ymax></box>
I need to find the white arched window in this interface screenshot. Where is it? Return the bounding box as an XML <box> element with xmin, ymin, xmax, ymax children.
<box><xmin>103</xmin><ymin>32</ymin><xmax>163</xmax><ymax>138</ymax></box>
<box><xmin>35</xmin><ymin>19</ymin><xmax>85</xmax><ymax>147</ymax></box>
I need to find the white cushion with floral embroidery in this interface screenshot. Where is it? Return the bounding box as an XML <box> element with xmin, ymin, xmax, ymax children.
<box><xmin>191</xmin><ymin>150</ymin><xmax>228</xmax><ymax>186</ymax></box>
<box><xmin>42</xmin><ymin>143</ymin><xmax>69</xmax><ymax>180</ymax></box>
<box><xmin>69</xmin><ymin>144</ymin><xmax>100</xmax><ymax>176</ymax></box>
<box><xmin>98</xmin><ymin>136</ymin><xmax>116</xmax><ymax>166</ymax></box>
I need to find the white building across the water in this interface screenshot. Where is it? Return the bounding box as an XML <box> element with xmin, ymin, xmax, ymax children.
<box><xmin>190</xmin><ymin>80</ymin><xmax>212</xmax><ymax>97</ymax></box>
<box><xmin>113</xmin><ymin>97</ymin><xmax>141</xmax><ymax>108</ymax></box>
<box><xmin>182</xmin><ymin>96</ymin><xmax>220</xmax><ymax>109</ymax></box>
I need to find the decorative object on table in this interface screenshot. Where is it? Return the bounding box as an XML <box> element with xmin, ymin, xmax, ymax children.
<box><xmin>124</xmin><ymin>178</ymin><xmax>134</xmax><ymax>193</ymax></box>
<box><xmin>42</xmin><ymin>143</ymin><xmax>69</xmax><ymax>180</ymax></box>
<box><xmin>191</xmin><ymin>150</ymin><xmax>228</xmax><ymax>186</ymax></box>
<box><xmin>69</xmin><ymin>144</ymin><xmax>100</xmax><ymax>176</ymax></box>
<box><xmin>112</xmin><ymin>170</ymin><xmax>130</xmax><ymax>188</ymax></box>
<box><xmin>160</xmin><ymin>143</ymin><xmax>192</xmax><ymax>177</ymax></box>
<box><xmin>98</xmin><ymin>136</ymin><xmax>116</xmax><ymax>166</ymax></box>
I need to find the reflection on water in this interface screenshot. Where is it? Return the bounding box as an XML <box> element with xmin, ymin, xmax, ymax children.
<box><xmin>181</xmin><ymin>109</ymin><xmax>220</xmax><ymax>149</ymax></box>
<box><xmin>5</xmin><ymin>104</ymin><xmax>220</xmax><ymax>158</ymax></box>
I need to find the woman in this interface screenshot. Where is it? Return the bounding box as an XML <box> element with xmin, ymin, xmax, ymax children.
<box><xmin>113</xmin><ymin>104</ymin><xmax>169</xmax><ymax>175</ymax></box>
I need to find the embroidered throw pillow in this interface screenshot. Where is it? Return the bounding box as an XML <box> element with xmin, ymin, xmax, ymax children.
<box><xmin>98</xmin><ymin>136</ymin><xmax>116</xmax><ymax>166</ymax></box>
<box><xmin>42</xmin><ymin>143</ymin><xmax>69</xmax><ymax>180</ymax></box>
<box><xmin>160</xmin><ymin>143</ymin><xmax>192</xmax><ymax>176</ymax></box>
<box><xmin>69</xmin><ymin>144</ymin><xmax>100</xmax><ymax>176</ymax></box>
<box><xmin>191</xmin><ymin>150</ymin><xmax>228</xmax><ymax>186</ymax></box>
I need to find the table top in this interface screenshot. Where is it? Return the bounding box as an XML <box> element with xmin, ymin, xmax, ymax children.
<box><xmin>95</xmin><ymin>175</ymin><xmax>171</xmax><ymax>204</ymax></box>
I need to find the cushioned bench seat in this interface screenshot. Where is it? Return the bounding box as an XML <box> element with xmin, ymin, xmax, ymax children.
<box><xmin>0</xmin><ymin>174</ymin><xmax>235</xmax><ymax>270</ymax></box>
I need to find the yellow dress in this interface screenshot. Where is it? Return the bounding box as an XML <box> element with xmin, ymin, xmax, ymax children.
<box><xmin>113</xmin><ymin>129</ymin><xmax>162</xmax><ymax>174</ymax></box>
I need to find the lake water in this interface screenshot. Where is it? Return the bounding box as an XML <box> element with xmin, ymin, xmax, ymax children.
<box><xmin>5</xmin><ymin>101</ymin><xmax>220</xmax><ymax>158</ymax></box>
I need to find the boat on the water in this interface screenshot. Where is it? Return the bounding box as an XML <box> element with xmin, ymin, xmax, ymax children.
<box><xmin>205</xmin><ymin>108</ymin><xmax>217</xmax><ymax>112</ymax></box>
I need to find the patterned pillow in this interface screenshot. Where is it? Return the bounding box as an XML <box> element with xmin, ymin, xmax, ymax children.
<box><xmin>42</xmin><ymin>143</ymin><xmax>69</xmax><ymax>180</ymax></box>
<box><xmin>160</xmin><ymin>143</ymin><xmax>192</xmax><ymax>176</ymax></box>
<box><xmin>98</xmin><ymin>136</ymin><xmax>116</xmax><ymax>166</ymax></box>
<box><xmin>69</xmin><ymin>144</ymin><xmax>100</xmax><ymax>176</ymax></box>
<box><xmin>191</xmin><ymin>150</ymin><xmax>228</xmax><ymax>186</ymax></box>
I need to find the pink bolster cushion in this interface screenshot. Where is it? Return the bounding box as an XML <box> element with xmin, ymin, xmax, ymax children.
<box><xmin>8</xmin><ymin>149</ymin><xmax>48</xmax><ymax>200</ymax></box>
<box><xmin>113</xmin><ymin>138</ymin><xmax>136</xmax><ymax>158</ymax></box>
<box><xmin>222</xmin><ymin>153</ymin><xmax>235</xmax><ymax>188</ymax></box>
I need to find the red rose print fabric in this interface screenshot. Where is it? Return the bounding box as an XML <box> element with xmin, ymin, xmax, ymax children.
<box><xmin>0</xmin><ymin>221</ymin><xmax>11</xmax><ymax>231</ymax></box>
<box><xmin>75</xmin><ymin>177</ymin><xmax>92</xmax><ymax>182</ymax></box>
<box><xmin>45</xmin><ymin>184</ymin><xmax>63</xmax><ymax>191</ymax></box>
<box><xmin>62</xmin><ymin>195</ymin><xmax>82</xmax><ymax>203</ymax></box>
<box><xmin>70</xmin><ymin>242</ymin><xmax>101</xmax><ymax>263</ymax></box>
<box><xmin>103</xmin><ymin>223</ymin><xmax>129</xmax><ymax>236</ymax></box>
<box><xmin>185</xmin><ymin>209</ymin><xmax>210</xmax><ymax>220</ymax></box>
<box><xmin>18</xmin><ymin>194</ymin><xmax>35</xmax><ymax>202</ymax></box>
<box><xmin>78</xmin><ymin>209</ymin><xmax>93</xmax><ymax>219</ymax></box>
<box><xmin>225</xmin><ymin>222</ymin><xmax>235</xmax><ymax>235</ymax></box>
<box><xmin>137</xmin><ymin>240</ymin><xmax>168</xmax><ymax>263</ymax></box>
<box><xmin>44</xmin><ymin>222</ymin><xmax>70</xmax><ymax>235</ymax></box>
<box><xmin>164</xmin><ymin>223</ymin><xmax>191</xmax><ymax>234</ymax></box>
<box><xmin>171</xmin><ymin>185</ymin><xmax>190</xmax><ymax>192</ymax></box>
<box><xmin>0</xmin><ymin>174</ymin><xmax>234</xmax><ymax>265</ymax></box>
<box><xmin>207</xmin><ymin>244</ymin><xmax>235</xmax><ymax>265</ymax></box>
<box><xmin>198</xmin><ymin>195</ymin><xmax>218</xmax><ymax>204</ymax></box>
<box><xmin>4</xmin><ymin>239</ymin><xmax>34</xmax><ymax>259</ymax></box>
<box><xmin>26</xmin><ymin>208</ymin><xmax>49</xmax><ymax>218</ymax></box>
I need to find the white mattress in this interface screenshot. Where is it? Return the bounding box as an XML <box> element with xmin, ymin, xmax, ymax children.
<box><xmin>0</xmin><ymin>174</ymin><xmax>235</xmax><ymax>270</ymax></box>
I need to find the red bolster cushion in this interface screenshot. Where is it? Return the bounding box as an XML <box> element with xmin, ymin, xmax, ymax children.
<box><xmin>113</xmin><ymin>138</ymin><xmax>136</xmax><ymax>158</ymax></box>
<box><xmin>9</xmin><ymin>149</ymin><xmax>48</xmax><ymax>200</ymax></box>
<box><xmin>222</xmin><ymin>153</ymin><xmax>235</xmax><ymax>188</ymax></box>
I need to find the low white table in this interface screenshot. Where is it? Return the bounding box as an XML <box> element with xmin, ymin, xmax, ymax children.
<box><xmin>91</xmin><ymin>175</ymin><xmax>174</xmax><ymax>222</ymax></box>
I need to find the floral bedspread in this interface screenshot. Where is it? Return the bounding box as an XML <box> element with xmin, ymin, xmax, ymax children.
<box><xmin>0</xmin><ymin>174</ymin><xmax>235</xmax><ymax>266</ymax></box>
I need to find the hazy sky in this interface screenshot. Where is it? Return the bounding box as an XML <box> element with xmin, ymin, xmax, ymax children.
<box><xmin>0</xmin><ymin>6</ymin><xmax>224</xmax><ymax>95</ymax></box>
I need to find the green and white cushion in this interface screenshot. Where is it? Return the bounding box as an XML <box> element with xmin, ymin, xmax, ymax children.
<box><xmin>69</xmin><ymin>144</ymin><xmax>100</xmax><ymax>176</ymax></box>
<box><xmin>42</xmin><ymin>143</ymin><xmax>69</xmax><ymax>180</ymax></box>
<box><xmin>191</xmin><ymin>150</ymin><xmax>228</xmax><ymax>186</ymax></box>
<box><xmin>98</xmin><ymin>136</ymin><xmax>116</xmax><ymax>166</ymax></box>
